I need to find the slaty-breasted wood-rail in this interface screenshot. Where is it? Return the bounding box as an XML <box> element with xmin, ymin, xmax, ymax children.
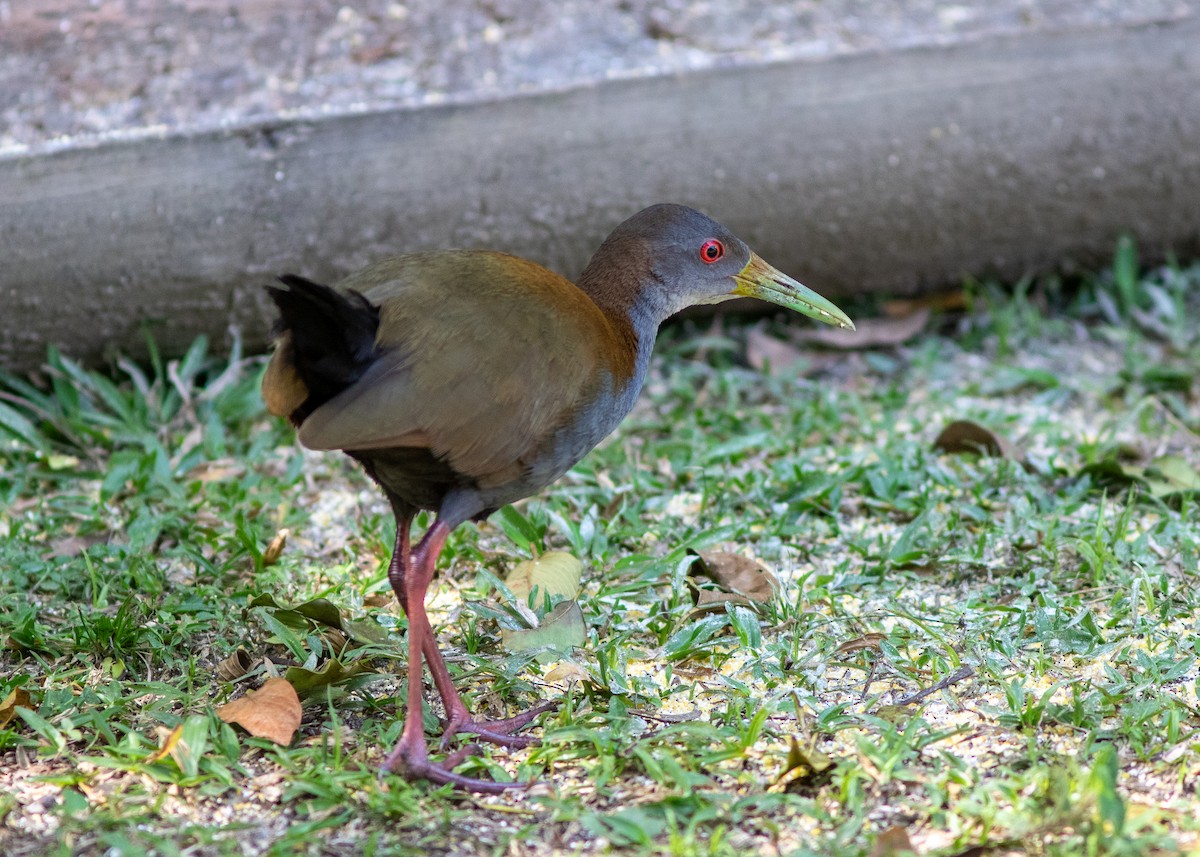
<box><xmin>262</xmin><ymin>203</ymin><xmax>853</xmax><ymax>791</ymax></box>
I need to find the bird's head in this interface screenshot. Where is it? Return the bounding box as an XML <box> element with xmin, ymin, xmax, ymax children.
<box><xmin>586</xmin><ymin>203</ymin><xmax>854</xmax><ymax>331</ymax></box>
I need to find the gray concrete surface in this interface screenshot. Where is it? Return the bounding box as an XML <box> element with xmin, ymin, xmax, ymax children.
<box><xmin>2</xmin><ymin>2</ymin><xmax>1199</xmax><ymax>371</ymax></box>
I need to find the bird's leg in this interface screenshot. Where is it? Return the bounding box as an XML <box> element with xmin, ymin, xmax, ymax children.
<box><xmin>386</xmin><ymin>510</ymin><xmax>553</xmax><ymax>749</ymax></box>
<box><xmin>385</xmin><ymin>509</ymin><xmax>412</xmax><ymax>606</ymax></box>
<box><xmin>385</xmin><ymin>511</ymin><xmax>465</xmax><ymax>730</ymax></box>
<box><xmin>380</xmin><ymin>520</ymin><xmax>527</xmax><ymax>792</ymax></box>
<box><xmin>425</xmin><ymin>632</ymin><xmax>559</xmax><ymax>750</ymax></box>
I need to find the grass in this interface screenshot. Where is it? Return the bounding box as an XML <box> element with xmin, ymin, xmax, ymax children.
<box><xmin>2</xmin><ymin>244</ymin><xmax>1200</xmax><ymax>856</ymax></box>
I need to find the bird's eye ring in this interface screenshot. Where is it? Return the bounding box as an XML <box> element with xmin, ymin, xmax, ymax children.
<box><xmin>700</xmin><ymin>239</ymin><xmax>724</xmax><ymax>264</ymax></box>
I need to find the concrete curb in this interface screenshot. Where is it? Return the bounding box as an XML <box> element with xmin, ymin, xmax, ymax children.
<box><xmin>2</xmin><ymin>15</ymin><xmax>1198</xmax><ymax>371</ymax></box>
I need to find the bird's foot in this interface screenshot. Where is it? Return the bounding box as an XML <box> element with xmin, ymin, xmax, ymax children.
<box><xmin>380</xmin><ymin>739</ymin><xmax>530</xmax><ymax>793</ymax></box>
<box><xmin>439</xmin><ymin>699</ymin><xmax>560</xmax><ymax>751</ymax></box>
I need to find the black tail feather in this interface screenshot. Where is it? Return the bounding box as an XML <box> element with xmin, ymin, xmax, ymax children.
<box><xmin>266</xmin><ymin>275</ymin><xmax>380</xmax><ymax>411</ymax></box>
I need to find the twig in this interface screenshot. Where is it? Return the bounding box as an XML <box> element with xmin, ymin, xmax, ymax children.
<box><xmin>895</xmin><ymin>665</ymin><xmax>975</xmax><ymax>706</ymax></box>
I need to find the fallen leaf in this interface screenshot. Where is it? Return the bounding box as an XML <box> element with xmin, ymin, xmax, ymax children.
<box><xmin>543</xmin><ymin>661</ymin><xmax>590</xmax><ymax>685</ymax></box>
<box><xmin>340</xmin><ymin>617</ymin><xmax>390</xmax><ymax>645</ymax></box>
<box><xmin>363</xmin><ymin>592</ymin><xmax>393</xmax><ymax>609</ymax></box>
<box><xmin>215</xmin><ymin>649</ymin><xmax>255</xmax><ymax>682</ymax></box>
<box><xmin>869</xmin><ymin>825</ymin><xmax>919</xmax><ymax>857</ymax></box>
<box><xmin>284</xmin><ymin>658</ymin><xmax>374</xmax><ymax>696</ymax></box>
<box><xmin>504</xmin><ymin>552</ymin><xmax>582</xmax><ymax>604</ymax></box>
<box><xmin>0</xmin><ymin>687</ymin><xmax>32</xmax><ymax>729</ymax></box>
<box><xmin>501</xmin><ymin>600</ymin><xmax>586</xmax><ymax>661</ymax></box>
<box><xmin>216</xmin><ymin>677</ymin><xmax>302</xmax><ymax>745</ymax></box>
<box><xmin>769</xmin><ymin>735</ymin><xmax>836</xmax><ymax>793</ymax></box>
<box><xmin>933</xmin><ymin>420</ymin><xmax>1012</xmax><ymax>458</ymax></box>
<box><xmin>189</xmin><ymin>460</ymin><xmax>245</xmax><ymax>483</ymax></box>
<box><xmin>143</xmin><ymin>724</ymin><xmax>184</xmax><ymax>765</ymax></box>
<box><xmin>687</xmin><ymin>549</ymin><xmax>780</xmax><ymax>613</ymax></box>
<box><xmin>42</xmin><ymin>533</ymin><xmax>106</xmax><ymax>559</ymax></box>
<box><xmin>794</xmin><ymin>307</ymin><xmax>929</xmax><ymax>349</ymax></box>
<box><xmin>262</xmin><ymin>529</ymin><xmax>289</xmax><ymax>566</ymax></box>
<box><xmin>835</xmin><ymin>633</ymin><xmax>887</xmax><ymax>655</ymax></box>
<box><xmin>1078</xmin><ymin>454</ymin><xmax>1200</xmax><ymax>505</ymax></box>
<box><xmin>250</xmin><ymin>593</ymin><xmax>385</xmax><ymax>645</ymax></box>
<box><xmin>1144</xmin><ymin>455</ymin><xmax>1200</xmax><ymax>499</ymax></box>
<box><xmin>747</xmin><ymin>327</ymin><xmax>808</xmax><ymax>374</ymax></box>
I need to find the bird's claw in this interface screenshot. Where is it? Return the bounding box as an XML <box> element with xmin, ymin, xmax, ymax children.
<box><xmin>381</xmin><ymin>740</ymin><xmax>532</xmax><ymax>794</ymax></box>
<box><xmin>438</xmin><ymin>699</ymin><xmax>560</xmax><ymax>751</ymax></box>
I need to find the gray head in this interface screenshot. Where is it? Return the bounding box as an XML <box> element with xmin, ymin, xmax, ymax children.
<box><xmin>580</xmin><ymin>203</ymin><xmax>854</xmax><ymax>328</ymax></box>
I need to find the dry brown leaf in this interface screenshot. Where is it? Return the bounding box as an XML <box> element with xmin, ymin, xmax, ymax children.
<box><xmin>747</xmin><ymin>327</ymin><xmax>807</xmax><ymax>373</ymax></box>
<box><xmin>933</xmin><ymin>420</ymin><xmax>1012</xmax><ymax>458</ymax></box>
<box><xmin>769</xmin><ymin>735</ymin><xmax>836</xmax><ymax>793</ymax></box>
<box><xmin>42</xmin><ymin>533</ymin><xmax>105</xmax><ymax>559</ymax></box>
<box><xmin>362</xmin><ymin>592</ymin><xmax>393</xmax><ymax>609</ymax></box>
<box><xmin>215</xmin><ymin>649</ymin><xmax>255</xmax><ymax>682</ymax></box>
<box><xmin>144</xmin><ymin>724</ymin><xmax>184</xmax><ymax>765</ymax></box>
<box><xmin>794</xmin><ymin>307</ymin><xmax>930</xmax><ymax>350</ymax></box>
<box><xmin>687</xmin><ymin>550</ymin><xmax>780</xmax><ymax>612</ymax></box>
<box><xmin>190</xmin><ymin>459</ymin><xmax>245</xmax><ymax>483</ymax></box>
<box><xmin>543</xmin><ymin>662</ymin><xmax>590</xmax><ymax>685</ymax></box>
<box><xmin>262</xmin><ymin>528</ymin><xmax>290</xmax><ymax>566</ymax></box>
<box><xmin>216</xmin><ymin>677</ymin><xmax>302</xmax><ymax>745</ymax></box>
<box><xmin>869</xmin><ymin>825</ymin><xmax>919</xmax><ymax>857</ymax></box>
<box><xmin>0</xmin><ymin>687</ymin><xmax>32</xmax><ymax>729</ymax></box>
<box><xmin>835</xmin><ymin>633</ymin><xmax>887</xmax><ymax>655</ymax></box>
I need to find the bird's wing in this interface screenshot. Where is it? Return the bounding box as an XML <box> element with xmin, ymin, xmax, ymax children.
<box><xmin>296</xmin><ymin>252</ymin><xmax>626</xmax><ymax>486</ymax></box>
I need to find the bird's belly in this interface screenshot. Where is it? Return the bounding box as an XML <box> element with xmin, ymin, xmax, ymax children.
<box><xmin>350</xmin><ymin>447</ymin><xmax>464</xmax><ymax>512</ymax></box>
<box><xmin>495</xmin><ymin>369</ymin><xmax>644</xmax><ymax>504</ymax></box>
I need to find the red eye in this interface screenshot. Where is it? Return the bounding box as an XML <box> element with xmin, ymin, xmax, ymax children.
<box><xmin>700</xmin><ymin>239</ymin><xmax>724</xmax><ymax>264</ymax></box>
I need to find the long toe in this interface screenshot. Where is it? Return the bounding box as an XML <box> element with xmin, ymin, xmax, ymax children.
<box><xmin>415</xmin><ymin>761</ymin><xmax>533</xmax><ymax>793</ymax></box>
<box><xmin>440</xmin><ymin>700</ymin><xmax>561</xmax><ymax>750</ymax></box>
<box><xmin>381</xmin><ymin>744</ymin><xmax>535</xmax><ymax>793</ymax></box>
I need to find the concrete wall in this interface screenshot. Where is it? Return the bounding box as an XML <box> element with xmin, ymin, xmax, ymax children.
<box><xmin>2</xmin><ymin>17</ymin><xmax>1198</xmax><ymax>371</ymax></box>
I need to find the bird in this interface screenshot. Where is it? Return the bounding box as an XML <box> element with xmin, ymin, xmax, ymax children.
<box><xmin>261</xmin><ymin>203</ymin><xmax>853</xmax><ymax>792</ymax></box>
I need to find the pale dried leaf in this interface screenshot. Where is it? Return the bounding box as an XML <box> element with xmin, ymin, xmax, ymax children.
<box><xmin>262</xmin><ymin>528</ymin><xmax>289</xmax><ymax>566</ymax></box>
<box><xmin>143</xmin><ymin>724</ymin><xmax>184</xmax><ymax>765</ymax></box>
<box><xmin>43</xmin><ymin>533</ymin><xmax>105</xmax><ymax>559</ymax></box>
<box><xmin>769</xmin><ymin>735</ymin><xmax>836</xmax><ymax>793</ymax></box>
<box><xmin>0</xmin><ymin>687</ymin><xmax>32</xmax><ymax>729</ymax></box>
<box><xmin>504</xmin><ymin>551</ymin><xmax>582</xmax><ymax>603</ymax></box>
<box><xmin>747</xmin><ymin>327</ymin><xmax>807</xmax><ymax>374</ymax></box>
<box><xmin>216</xmin><ymin>677</ymin><xmax>302</xmax><ymax>745</ymax></box>
<box><xmin>869</xmin><ymin>825</ymin><xmax>918</xmax><ymax>857</ymax></box>
<box><xmin>543</xmin><ymin>662</ymin><xmax>590</xmax><ymax>685</ymax></box>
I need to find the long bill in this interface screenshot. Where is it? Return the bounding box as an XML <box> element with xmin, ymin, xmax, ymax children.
<box><xmin>732</xmin><ymin>252</ymin><xmax>855</xmax><ymax>330</ymax></box>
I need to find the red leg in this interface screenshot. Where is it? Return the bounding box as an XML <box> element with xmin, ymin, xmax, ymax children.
<box><xmin>380</xmin><ymin>521</ymin><xmax>532</xmax><ymax>792</ymax></box>
<box><xmin>420</xmin><ymin>612</ymin><xmax>558</xmax><ymax>750</ymax></box>
<box><xmin>387</xmin><ymin>510</ymin><xmax>556</xmax><ymax>750</ymax></box>
<box><xmin>385</xmin><ymin>509</ymin><xmax>412</xmax><ymax>606</ymax></box>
